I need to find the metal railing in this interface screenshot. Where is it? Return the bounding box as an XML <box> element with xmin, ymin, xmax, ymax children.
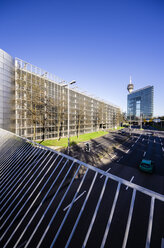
<box><xmin>0</xmin><ymin>128</ymin><xmax>164</xmax><ymax>248</ymax></box>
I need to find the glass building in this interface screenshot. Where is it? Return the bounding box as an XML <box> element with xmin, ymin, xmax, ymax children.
<box><xmin>127</xmin><ymin>86</ymin><xmax>154</xmax><ymax>120</ymax></box>
<box><xmin>0</xmin><ymin>49</ymin><xmax>121</xmax><ymax>140</ymax></box>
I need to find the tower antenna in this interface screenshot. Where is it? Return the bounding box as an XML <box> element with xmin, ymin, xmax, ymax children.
<box><xmin>130</xmin><ymin>75</ymin><xmax>132</xmax><ymax>84</ymax></box>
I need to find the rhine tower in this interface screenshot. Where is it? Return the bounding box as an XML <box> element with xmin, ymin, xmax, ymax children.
<box><xmin>127</xmin><ymin>76</ymin><xmax>134</xmax><ymax>93</ymax></box>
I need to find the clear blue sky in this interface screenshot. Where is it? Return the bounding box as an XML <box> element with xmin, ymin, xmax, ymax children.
<box><xmin>1</xmin><ymin>0</ymin><xmax>164</xmax><ymax>116</ymax></box>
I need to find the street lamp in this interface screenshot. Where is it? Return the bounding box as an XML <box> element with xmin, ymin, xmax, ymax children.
<box><xmin>140</xmin><ymin>113</ymin><xmax>143</xmax><ymax>130</ymax></box>
<box><xmin>62</xmin><ymin>80</ymin><xmax>76</xmax><ymax>154</ymax></box>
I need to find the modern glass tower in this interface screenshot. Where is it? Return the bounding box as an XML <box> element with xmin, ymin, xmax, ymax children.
<box><xmin>127</xmin><ymin>86</ymin><xmax>154</xmax><ymax>120</ymax></box>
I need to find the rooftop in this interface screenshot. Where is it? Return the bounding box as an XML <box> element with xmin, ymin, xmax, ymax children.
<box><xmin>128</xmin><ymin>85</ymin><xmax>153</xmax><ymax>95</ymax></box>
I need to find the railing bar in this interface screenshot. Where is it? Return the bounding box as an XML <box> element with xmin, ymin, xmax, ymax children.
<box><xmin>2</xmin><ymin>154</ymin><xmax>61</xmax><ymax>247</ymax></box>
<box><xmin>100</xmin><ymin>182</ymin><xmax>121</xmax><ymax>248</ymax></box>
<box><xmin>0</xmin><ymin>137</ymin><xmax>17</xmax><ymax>159</ymax></box>
<box><xmin>0</xmin><ymin>142</ymin><xmax>25</xmax><ymax>172</ymax></box>
<box><xmin>0</xmin><ymin>144</ymin><xmax>32</xmax><ymax>193</ymax></box>
<box><xmin>49</xmin><ymin>169</ymin><xmax>89</xmax><ymax>248</ymax></box>
<box><xmin>0</xmin><ymin>145</ymin><xmax>37</xmax><ymax>196</ymax></box>
<box><xmin>1</xmin><ymin>150</ymin><xmax>50</xmax><ymax>217</ymax></box>
<box><xmin>64</xmin><ymin>172</ymin><xmax>98</xmax><ymax>248</ymax></box>
<box><xmin>0</xmin><ymin>142</ymin><xmax>29</xmax><ymax>177</ymax></box>
<box><xmin>0</xmin><ymin>136</ymin><xmax>21</xmax><ymax>154</ymax></box>
<box><xmin>122</xmin><ymin>189</ymin><xmax>136</xmax><ymax>248</ymax></box>
<box><xmin>145</xmin><ymin>197</ymin><xmax>155</xmax><ymax>248</ymax></box>
<box><xmin>0</xmin><ymin>143</ymin><xmax>31</xmax><ymax>183</ymax></box>
<box><xmin>0</xmin><ymin>144</ymin><xmax>37</xmax><ymax>192</ymax></box>
<box><xmin>82</xmin><ymin>176</ymin><xmax>108</xmax><ymax>248</ymax></box>
<box><xmin>0</xmin><ymin>148</ymin><xmax>45</xmax><ymax>213</ymax></box>
<box><xmin>0</xmin><ymin>138</ymin><xmax>26</xmax><ymax>168</ymax></box>
<box><xmin>0</xmin><ymin>139</ymin><xmax>22</xmax><ymax>163</ymax></box>
<box><xmin>1</xmin><ymin>144</ymin><xmax>38</xmax><ymax>185</ymax></box>
<box><xmin>14</xmin><ymin>158</ymin><xmax>73</xmax><ymax>248</ymax></box>
<box><xmin>25</xmin><ymin>160</ymin><xmax>74</xmax><ymax>247</ymax></box>
<box><xmin>1</xmin><ymin>152</ymin><xmax>58</xmax><ymax>236</ymax></box>
<box><xmin>25</xmin><ymin>163</ymin><xmax>81</xmax><ymax>248</ymax></box>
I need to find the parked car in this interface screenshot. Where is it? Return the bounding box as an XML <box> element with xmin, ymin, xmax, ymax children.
<box><xmin>139</xmin><ymin>159</ymin><xmax>154</xmax><ymax>173</ymax></box>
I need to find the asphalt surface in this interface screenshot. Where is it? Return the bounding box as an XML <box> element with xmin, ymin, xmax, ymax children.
<box><xmin>99</xmin><ymin>128</ymin><xmax>164</xmax><ymax>195</ymax></box>
<box><xmin>67</xmin><ymin>131</ymin><xmax>130</xmax><ymax>165</ymax></box>
<box><xmin>68</xmin><ymin>127</ymin><xmax>164</xmax><ymax>195</ymax></box>
<box><xmin>1</xmin><ymin>127</ymin><xmax>164</xmax><ymax>248</ymax></box>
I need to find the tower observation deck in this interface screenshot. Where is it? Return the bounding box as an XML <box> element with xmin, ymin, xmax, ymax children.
<box><xmin>127</xmin><ymin>76</ymin><xmax>134</xmax><ymax>93</ymax></box>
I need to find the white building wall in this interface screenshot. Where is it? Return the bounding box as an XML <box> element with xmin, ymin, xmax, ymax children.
<box><xmin>0</xmin><ymin>49</ymin><xmax>15</xmax><ymax>132</ymax></box>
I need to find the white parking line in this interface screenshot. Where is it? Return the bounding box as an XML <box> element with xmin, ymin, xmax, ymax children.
<box><xmin>161</xmin><ymin>143</ymin><xmax>163</xmax><ymax>146</ymax></box>
<box><xmin>126</xmin><ymin>176</ymin><xmax>134</xmax><ymax>190</ymax></box>
<box><xmin>63</xmin><ymin>191</ymin><xmax>86</xmax><ymax>211</ymax></box>
<box><xmin>100</xmin><ymin>168</ymin><xmax>111</xmax><ymax>178</ymax></box>
<box><xmin>111</xmin><ymin>155</ymin><xmax>116</xmax><ymax>160</ymax></box>
<box><xmin>135</xmin><ymin>137</ymin><xmax>140</xmax><ymax>143</ymax></box>
<box><xmin>154</xmin><ymin>139</ymin><xmax>155</xmax><ymax>143</ymax></box>
<box><xmin>96</xmin><ymin>141</ymin><xmax>107</xmax><ymax>147</ymax></box>
<box><xmin>131</xmin><ymin>144</ymin><xmax>134</xmax><ymax>147</ymax></box>
<box><xmin>143</xmin><ymin>151</ymin><xmax>146</xmax><ymax>157</ymax></box>
<box><xmin>126</xmin><ymin>149</ymin><xmax>130</xmax><ymax>153</ymax></box>
<box><xmin>117</xmin><ymin>156</ymin><xmax>123</xmax><ymax>163</ymax></box>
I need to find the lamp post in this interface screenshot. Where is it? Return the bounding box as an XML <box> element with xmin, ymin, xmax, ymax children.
<box><xmin>62</xmin><ymin>80</ymin><xmax>76</xmax><ymax>154</ymax></box>
<box><xmin>140</xmin><ymin>113</ymin><xmax>143</xmax><ymax>130</ymax></box>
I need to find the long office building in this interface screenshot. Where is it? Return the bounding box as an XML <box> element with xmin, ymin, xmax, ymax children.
<box><xmin>0</xmin><ymin>49</ymin><xmax>121</xmax><ymax>140</ymax></box>
<box><xmin>127</xmin><ymin>85</ymin><xmax>154</xmax><ymax>120</ymax></box>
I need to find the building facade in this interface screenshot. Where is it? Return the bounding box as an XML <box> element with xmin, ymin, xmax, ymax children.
<box><xmin>0</xmin><ymin>49</ymin><xmax>15</xmax><ymax>132</ymax></box>
<box><xmin>127</xmin><ymin>86</ymin><xmax>154</xmax><ymax>120</ymax></box>
<box><xmin>0</xmin><ymin>49</ymin><xmax>121</xmax><ymax>140</ymax></box>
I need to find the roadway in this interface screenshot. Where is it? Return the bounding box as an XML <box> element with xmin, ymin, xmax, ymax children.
<box><xmin>99</xmin><ymin>128</ymin><xmax>164</xmax><ymax>195</ymax></box>
<box><xmin>70</xmin><ymin>127</ymin><xmax>164</xmax><ymax>195</ymax></box>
